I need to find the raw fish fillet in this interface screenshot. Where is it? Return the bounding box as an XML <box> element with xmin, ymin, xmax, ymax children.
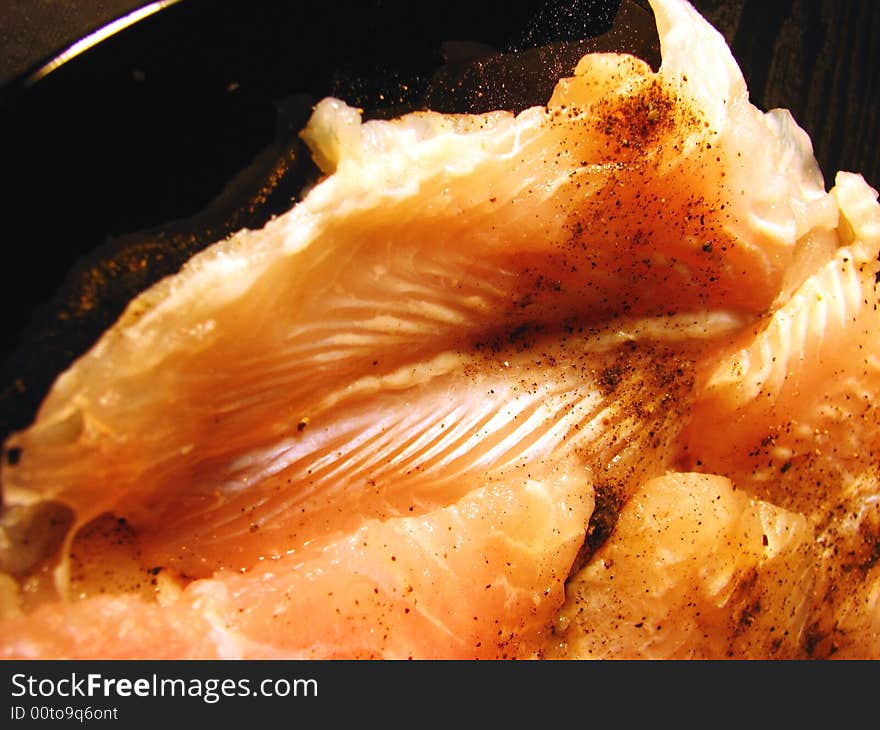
<box><xmin>0</xmin><ymin>0</ymin><xmax>877</xmax><ymax>659</ymax></box>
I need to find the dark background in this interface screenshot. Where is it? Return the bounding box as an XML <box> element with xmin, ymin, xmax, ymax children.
<box><xmin>0</xmin><ymin>0</ymin><xmax>878</xmax><ymax>448</ymax></box>
<box><xmin>3</xmin><ymin>0</ymin><xmax>877</xmax><ymax>186</ymax></box>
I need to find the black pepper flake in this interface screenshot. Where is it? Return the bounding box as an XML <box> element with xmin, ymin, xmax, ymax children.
<box><xmin>5</xmin><ymin>446</ymin><xmax>21</xmax><ymax>466</ymax></box>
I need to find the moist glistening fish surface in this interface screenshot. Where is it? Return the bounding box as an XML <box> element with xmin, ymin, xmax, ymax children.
<box><xmin>0</xmin><ymin>0</ymin><xmax>878</xmax><ymax>659</ymax></box>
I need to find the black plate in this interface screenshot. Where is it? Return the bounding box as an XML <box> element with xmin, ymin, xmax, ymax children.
<box><xmin>1</xmin><ymin>0</ymin><xmax>878</xmax><ymax>449</ymax></box>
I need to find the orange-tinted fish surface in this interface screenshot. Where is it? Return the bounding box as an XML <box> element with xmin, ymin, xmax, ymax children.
<box><xmin>1</xmin><ymin>0</ymin><xmax>878</xmax><ymax>659</ymax></box>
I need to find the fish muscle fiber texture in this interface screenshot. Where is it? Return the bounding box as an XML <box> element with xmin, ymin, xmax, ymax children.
<box><xmin>0</xmin><ymin>0</ymin><xmax>877</xmax><ymax>659</ymax></box>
